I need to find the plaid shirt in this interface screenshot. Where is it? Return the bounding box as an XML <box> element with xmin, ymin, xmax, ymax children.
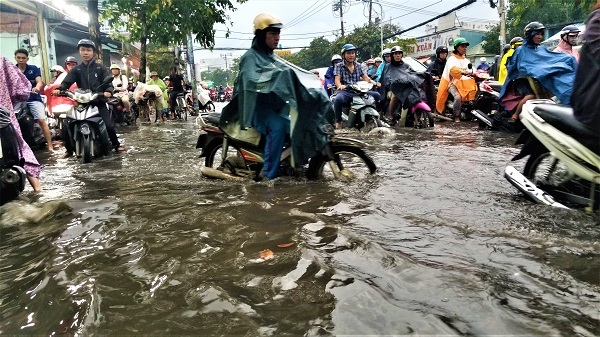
<box><xmin>333</xmin><ymin>61</ymin><xmax>365</xmax><ymax>86</ymax></box>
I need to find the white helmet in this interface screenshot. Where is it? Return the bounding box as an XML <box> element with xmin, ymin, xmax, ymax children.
<box><xmin>382</xmin><ymin>48</ymin><xmax>391</xmax><ymax>57</ymax></box>
<box><xmin>480</xmin><ymin>57</ymin><xmax>487</xmax><ymax>62</ymax></box>
<box><xmin>51</xmin><ymin>65</ymin><xmax>65</xmax><ymax>73</ymax></box>
<box><xmin>331</xmin><ymin>54</ymin><xmax>342</xmax><ymax>63</ymax></box>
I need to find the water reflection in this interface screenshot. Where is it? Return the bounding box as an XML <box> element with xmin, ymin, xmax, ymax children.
<box><xmin>0</xmin><ymin>121</ymin><xmax>598</xmax><ymax>336</ymax></box>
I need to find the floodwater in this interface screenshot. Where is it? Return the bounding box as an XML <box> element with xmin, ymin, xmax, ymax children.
<box><xmin>1</xmin><ymin>114</ymin><xmax>598</xmax><ymax>336</ymax></box>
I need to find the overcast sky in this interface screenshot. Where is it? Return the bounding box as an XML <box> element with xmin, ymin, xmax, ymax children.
<box><xmin>196</xmin><ymin>0</ymin><xmax>500</xmax><ymax>66</ymax></box>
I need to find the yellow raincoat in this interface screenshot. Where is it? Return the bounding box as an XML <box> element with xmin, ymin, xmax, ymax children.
<box><xmin>497</xmin><ymin>47</ymin><xmax>517</xmax><ymax>84</ymax></box>
<box><xmin>435</xmin><ymin>52</ymin><xmax>477</xmax><ymax>114</ymax></box>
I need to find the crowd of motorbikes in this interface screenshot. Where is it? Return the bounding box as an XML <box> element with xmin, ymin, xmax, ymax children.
<box><xmin>2</xmin><ymin>55</ymin><xmax>597</xmax><ymax>214</ymax></box>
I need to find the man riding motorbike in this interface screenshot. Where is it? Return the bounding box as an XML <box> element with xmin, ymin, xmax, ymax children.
<box><xmin>499</xmin><ymin>22</ymin><xmax>577</xmax><ymax>121</ymax></box>
<box><xmin>554</xmin><ymin>25</ymin><xmax>581</xmax><ymax>62</ymax></box>
<box><xmin>219</xmin><ymin>13</ymin><xmax>331</xmax><ymax>180</ymax></box>
<box><xmin>571</xmin><ymin>1</ymin><xmax>600</xmax><ymax>128</ymax></box>
<box><xmin>53</xmin><ymin>39</ymin><xmax>125</xmax><ymax>156</ymax></box>
<box><xmin>435</xmin><ymin>37</ymin><xmax>477</xmax><ymax>122</ymax></box>
<box><xmin>333</xmin><ymin>43</ymin><xmax>381</xmax><ymax>129</ymax></box>
<box><xmin>426</xmin><ymin>46</ymin><xmax>448</xmax><ymax>82</ymax></box>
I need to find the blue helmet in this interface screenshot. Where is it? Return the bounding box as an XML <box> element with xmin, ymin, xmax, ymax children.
<box><xmin>341</xmin><ymin>43</ymin><xmax>357</xmax><ymax>55</ymax></box>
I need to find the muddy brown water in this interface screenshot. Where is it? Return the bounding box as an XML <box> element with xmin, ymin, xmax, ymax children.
<box><xmin>1</xmin><ymin>118</ymin><xmax>598</xmax><ymax>336</ymax></box>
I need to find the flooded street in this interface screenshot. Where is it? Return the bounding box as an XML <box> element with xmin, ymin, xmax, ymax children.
<box><xmin>1</xmin><ymin>114</ymin><xmax>599</xmax><ymax>336</ymax></box>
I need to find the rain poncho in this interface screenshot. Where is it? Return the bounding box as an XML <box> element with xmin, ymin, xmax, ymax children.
<box><xmin>220</xmin><ymin>37</ymin><xmax>331</xmax><ymax>166</ymax></box>
<box><xmin>572</xmin><ymin>8</ymin><xmax>600</xmax><ymax>128</ymax></box>
<box><xmin>435</xmin><ymin>52</ymin><xmax>477</xmax><ymax>114</ymax></box>
<box><xmin>381</xmin><ymin>62</ymin><xmax>424</xmax><ymax>109</ymax></box>
<box><xmin>499</xmin><ymin>41</ymin><xmax>577</xmax><ymax>104</ymax></box>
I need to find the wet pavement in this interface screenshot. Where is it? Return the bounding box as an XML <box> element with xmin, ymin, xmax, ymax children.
<box><xmin>1</xmin><ymin>111</ymin><xmax>599</xmax><ymax>336</ymax></box>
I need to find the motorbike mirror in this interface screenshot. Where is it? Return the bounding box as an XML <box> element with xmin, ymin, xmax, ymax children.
<box><xmin>467</xmin><ymin>63</ymin><xmax>473</xmax><ymax>70</ymax></box>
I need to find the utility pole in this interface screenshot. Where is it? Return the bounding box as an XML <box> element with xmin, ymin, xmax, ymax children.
<box><xmin>340</xmin><ymin>2</ymin><xmax>345</xmax><ymax>37</ymax></box>
<box><xmin>499</xmin><ymin>0</ymin><xmax>506</xmax><ymax>52</ymax></box>
<box><xmin>368</xmin><ymin>0</ymin><xmax>373</xmax><ymax>24</ymax></box>
<box><xmin>186</xmin><ymin>32</ymin><xmax>196</xmax><ymax>111</ymax></box>
<box><xmin>220</xmin><ymin>52</ymin><xmax>232</xmax><ymax>85</ymax></box>
<box><xmin>491</xmin><ymin>0</ymin><xmax>507</xmax><ymax>53</ymax></box>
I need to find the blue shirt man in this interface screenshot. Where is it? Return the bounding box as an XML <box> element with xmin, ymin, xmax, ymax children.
<box><xmin>14</xmin><ymin>48</ymin><xmax>54</xmax><ymax>151</ymax></box>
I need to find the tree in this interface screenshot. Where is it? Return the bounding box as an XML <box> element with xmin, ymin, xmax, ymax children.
<box><xmin>146</xmin><ymin>44</ymin><xmax>177</xmax><ymax>77</ymax></box>
<box><xmin>87</xmin><ymin>0</ymin><xmax>103</xmax><ymax>63</ymax></box>
<box><xmin>102</xmin><ymin>0</ymin><xmax>246</xmax><ymax>81</ymax></box>
<box><xmin>285</xmin><ymin>37</ymin><xmax>332</xmax><ymax>69</ymax></box>
<box><xmin>481</xmin><ymin>0</ymin><xmax>595</xmax><ymax>54</ymax></box>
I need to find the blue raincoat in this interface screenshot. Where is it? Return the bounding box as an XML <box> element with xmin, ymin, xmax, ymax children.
<box><xmin>499</xmin><ymin>41</ymin><xmax>577</xmax><ymax>104</ymax></box>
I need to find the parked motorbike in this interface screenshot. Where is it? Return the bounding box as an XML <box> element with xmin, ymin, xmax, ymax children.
<box><xmin>504</xmin><ymin>99</ymin><xmax>600</xmax><ymax>212</ymax></box>
<box><xmin>59</xmin><ymin>77</ymin><xmax>113</xmax><ymax>164</ymax></box>
<box><xmin>332</xmin><ymin>81</ymin><xmax>385</xmax><ymax>132</ymax></box>
<box><xmin>0</xmin><ymin>107</ymin><xmax>27</xmax><ymax>205</ymax></box>
<box><xmin>195</xmin><ymin>112</ymin><xmax>377</xmax><ymax>181</ymax></box>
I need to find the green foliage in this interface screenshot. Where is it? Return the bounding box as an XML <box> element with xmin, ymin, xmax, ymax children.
<box><xmin>384</xmin><ymin>37</ymin><xmax>418</xmax><ymax>55</ymax></box>
<box><xmin>482</xmin><ymin>25</ymin><xmax>501</xmax><ymax>55</ymax></box>
<box><xmin>201</xmin><ymin>68</ymin><xmax>236</xmax><ymax>87</ymax></box>
<box><xmin>146</xmin><ymin>44</ymin><xmax>177</xmax><ymax>77</ymax></box>
<box><xmin>101</xmin><ymin>0</ymin><xmax>245</xmax><ymax>47</ymax></box>
<box><xmin>481</xmin><ymin>0</ymin><xmax>594</xmax><ymax>54</ymax></box>
<box><xmin>285</xmin><ymin>37</ymin><xmax>332</xmax><ymax>69</ymax></box>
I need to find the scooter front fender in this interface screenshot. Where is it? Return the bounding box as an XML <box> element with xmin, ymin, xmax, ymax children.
<box><xmin>511</xmin><ymin>129</ymin><xmax>547</xmax><ymax>161</ymax></box>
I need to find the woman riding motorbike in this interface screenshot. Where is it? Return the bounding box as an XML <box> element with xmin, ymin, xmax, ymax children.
<box><xmin>435</xmin><ymin>37</ymin><xmax>477</xmax><ymax>122</ymax></box>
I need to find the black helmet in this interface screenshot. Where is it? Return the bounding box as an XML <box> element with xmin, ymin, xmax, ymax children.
<box><xmin>502</xmin><ymin>44</ymin><xmax>511</xmax><ymax>54</ymax></box>
<box><xmin>509</xmin><ymin>37</ymin><xmax>523</xmax><ymax>46</ymax></box>
<box><xmin>390</xmin><ymin>46</ymin><xmax>403</xmax><ymax>54</ymax></box>
<box><xmin>65</xmin><ymin>56</ymin><xmax>77</xmax><ymax>64</ymax></box>
<box><xmin>77</xmin><ymin>39</ymin><xmax>96</xmax><ymax>51</ymax></box>
<box><xmin>524</xmin><ymin>22</ymin><xmax>545</xmax><ymax>42</ymax></box>
<box><xmin>559</xmin><ymin>25</ymin><xmax>580</xmax><ymax>37</ymax></box>
<box><xmin>435</xmin><ymin>46</ymin><xmax>448</xmax><ymax>57</ymax></box>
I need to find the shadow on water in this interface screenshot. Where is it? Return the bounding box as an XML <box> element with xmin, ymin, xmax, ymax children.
<box><xmin>0</xmin><ymin>120</ymin><xmax>598</xmax><ymax>336</ymax></box>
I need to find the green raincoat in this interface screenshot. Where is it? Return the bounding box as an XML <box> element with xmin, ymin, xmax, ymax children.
<box><xmin>220</xmin><ymin>37</ymin><xmax>332</xmax><ymax>166</ymax></box>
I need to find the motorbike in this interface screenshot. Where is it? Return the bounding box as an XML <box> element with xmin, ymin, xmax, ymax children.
<box><xmin>59</xmin><ymin>77</ymin><xmax>113</xmax><ymax>164</ymax></box>
<box><xmin>387</xmin><ymin>70</ymin><xmax>436</xmax><ymax>129</ymax></box>
<box><xmin>196</xmin><ymin>91</ymin><xmax>216</xmax><ymax>114</ymax></box>
<box><xmin>174</xmin><ymin>92</ymin><xmax>190</xmax><ymax>121</ymax></box>
<box><xmin>13</xmin><ymin>101</ymin><xmax>58</xmax><ymax>150</ymax></box>
<box><xmin>332</xmin><ymin>81</ymin><xmax>386</xmax><ymax>132</ymax></box>
<box><xmin>195</xmin><ymin>112</ymin><xmax>377</xmax><ymax>181</ymax></box>
<box><xmin>504</xmin><ymin>99</ymin><xmax>600</xmax><ymax>212</ymax></box>
<box><xmin>0</xmin><ymin>107</ymin><xmax>27</xmax><ymax>205</ymax></box>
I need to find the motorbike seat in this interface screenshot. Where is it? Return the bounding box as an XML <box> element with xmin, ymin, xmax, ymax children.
<box><xmin>204</xmin><ymin>112</ymin><xmax>221</xmax><ymax>126</ymax></box>
<box><xmin>486</xmin><ymin>81</ymin><xmax>503</xmax><ymax>93</ymax></box>
<box><xmin>533</xmin><ymin>103</ymin><xmax>600</xmax><ymax>155</ymax></box>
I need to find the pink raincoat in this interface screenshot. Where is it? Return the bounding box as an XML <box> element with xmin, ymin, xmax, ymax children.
<box><xmin>0</xmin><ymin>55</ymin><xmax>41</xmax><ymax>179</ymax></box>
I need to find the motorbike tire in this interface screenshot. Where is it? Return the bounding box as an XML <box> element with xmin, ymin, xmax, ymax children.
<box><xmin>525</xmin><ymin>152</ymin><xmax>599</xmax><ymax>209</ymax></box>
<box><xmin>306</xmin><ymin>145</ymin><xmax>377</xmax><ymax>181</ymax></box>
<box><xmin>0</xmin><ymin>185</ymin><xmax>20</xmax><ymax>206</ymax></box>
<box><xmin>148</xmin><ymin>104</ymin><xmax>156</xmax><ymax>123</ymax></box>
<box><xmin>206</xmin><ymin>102</ymin><xmax>215</xmax><ymax>112</ymax></box>
<box><xmin>204</xmin><ymin>143</ymin><xmax>242</xmax><ymax>169</ymax></box>
<box><xmin>81</xmin><ymin>136</ymin><xmax>92</xmax><ymax>164</ymax></box>
<box><xmin>363</xmin><ymin>118</ymin><xmax>378</xmax><ymax>133</ymax></box>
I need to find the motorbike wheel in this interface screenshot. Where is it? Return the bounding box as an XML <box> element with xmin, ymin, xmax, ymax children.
<box><xmin>81</xmin><ymin>136</ymin><xmax>92</xmax><ymax>164</ymax></box>
<box><xmin>204</xmin><ymin>143</ymin><xmax>243</xmax><ymax>169</ymax></box>
<box><xmin>306</xmin><ymin>145</ymin><xmax>377</xmax><ymax>181</ymax></box>
<box><xmin>362</xmin><ymin>118</ymin><xmax>378</xmax><ymax>133</ymax></box>
<box><xmin>525</xmin><ymin>152</ymin><xmax>598</xmax><ymax>209</ymax></box>
<box><xmin>206</xmin><ymin>102</ymin><xmax>215</xmax><ymax>112</ymax></box>
<box><xmin>148</xmin><ymin>104</ymin><xmax>156</xmax><ymax>123</ymax></box>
